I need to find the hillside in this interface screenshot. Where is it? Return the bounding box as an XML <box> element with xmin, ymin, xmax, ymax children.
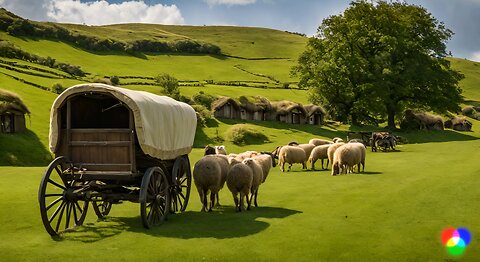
<box><xmin>0</xmin><ymin>9</ymin><xmax>479</xmax><ymax>166</ymax></box>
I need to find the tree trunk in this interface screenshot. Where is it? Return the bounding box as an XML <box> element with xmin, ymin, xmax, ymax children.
<box><xmin>387</xmin><ymin>107</ymin><xmax>396</xmax><ymax>130</ymax></box>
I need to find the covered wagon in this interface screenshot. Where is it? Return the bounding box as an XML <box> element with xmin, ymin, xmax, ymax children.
<box><xmin>38</xmin><ymin>83</ymin><xmax>197</xmax><ymax>236</ymax></box>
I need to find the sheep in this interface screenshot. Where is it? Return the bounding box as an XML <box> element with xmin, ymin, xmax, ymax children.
<box><xmin>254</xmin><ymin>152</ymin><xmax>277</xmax><ymax>182</ymax></box>
<box><xmin>445</xmin><ymin>116</ymin><xmax>472</xmax><ymax>131</ymax></box>
<box><xmin>242</xmin><ymin>158</ymin><xmax>263</xmax><ymax>208</ymax></box>
<box><xmin>215</xmin><ymin>145</ymin><xmax>227</xmax><ymax>155</ymax></box>
<box><xmin>331</xmin><ymin>143</ymin><xmax>366</xmax><ymax>176</ymax></box>
<box><xmin>348</xmin><ymin>139</ymin><xmax>367</xmax><ymax>148</ymax></box>
<box><xmin>374</xmin><ymin>136</ymin><xmax>397</xmax><ymax>151</ymax></box>
<box><xmin>288</xmin><ymin>141</ymin><xmax>299</xmax><ymax>146</ymax></box>
<box><xmin>204</xmin><ymin>145</ymin><xmax>216</xmax><ymax>155</ymax></box>
<box><xmin>193</xmin><ymin>156</ymin><xmax>224</xmax><ymax>212</ymax></box>
<box><xmin>277</xmin><ymin>145</ymin><xmax>308</xmax><ymax>172</ymax></box>
<box><xmin>308</xmin><ymin>144</ymin><xmax>331</xmax><ymax>170</ymax></box>
<box><xmin>226</xmin><ymin>162</ymin><xmax>253</xmax><ymax>212</ymax></box>
<box><xmin>291</xmin><ymin>143</ymin><xmax>315</xmax><ymax>163</ymax></box>
<box><xmin>332</xmin><ymin>137</ymin><xmax>344</xmax><ymax>143</ymax></box>
<box><xmin>308</xmin><ymin>138</ymin><xmax>333</xmax><ymax>146</ymax></box>
<box><xmin>327</xmin><ymin>142</ymin><xmax>345</xmax><ymax>169</ymax></box>
<box><xmin>233</xmin><ymin>151</ymin><xmax>259</xmax><ymax>161</ymax></box>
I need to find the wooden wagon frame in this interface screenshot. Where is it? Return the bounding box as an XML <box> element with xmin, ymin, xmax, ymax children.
<box><xmin>38</xmin><ymin>84</ymin><xmax>197</xmax><ymax>236</ymax></box>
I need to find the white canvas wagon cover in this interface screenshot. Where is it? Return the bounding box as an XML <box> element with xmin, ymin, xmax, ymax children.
<box><xmin>49</xmin><ymin>83</ymin><xmax>197</xmax><ymax>160</ymax></box>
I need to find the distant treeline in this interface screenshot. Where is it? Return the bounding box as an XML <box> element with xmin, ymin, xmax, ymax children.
<box><xmin>0</xmin><ymin>9</ymin><xmax>221</xmax><ymax>55</ymax></box>
<box><xmin>0</xmin><ymin>41</ymin><xmax>86</xmax><ymax>76</ymax></box>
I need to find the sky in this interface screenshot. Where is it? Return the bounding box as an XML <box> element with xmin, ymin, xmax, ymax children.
<box><xmin>0</xmin><ymin>0</ymin><xmax>479</xmax><ymax>61</ymax></box>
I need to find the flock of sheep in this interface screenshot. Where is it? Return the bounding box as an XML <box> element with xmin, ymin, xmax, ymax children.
<box><xmin>193</xmin><ymin>137</ymin><xmax>368</xmax><ymax>212</ymax></box>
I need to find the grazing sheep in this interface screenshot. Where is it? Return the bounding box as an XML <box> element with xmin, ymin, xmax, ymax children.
<box><xmin>207</xmin><ymin>154</ymin><xmax>230</xmax><ymax>208</ymax></box>
<box><xmin>332</xmin><ymin>137</ymin><xmax>344</xmax><ymax>143</ymax></box>
<box><xmin>254</xmin><ymin>152</ymin><xmax>277</xmax><ymax>182</ymax></box>
<box><xmin>193</xmin><ymin>156</ymin><xmax>223</xmax><ymax>212</ymax></box>
<box><xmin>233</xmin><ymin>151</ymin><xmax>259</xmax><ymax>161</ymax></box>
<box><xmin>204</xmin><ymin>145</ymin><xmax>216</xmax><ymax>155</ymax></box>
<box><xmin>371</xmin><ymin>132</ymin><xmax>391</xmax><ymax>152</ymax></box>
<box><xmin>295</xmin><ymin>143</ymin><xmax>316</xmax><ymax>162</ymax></box>
<box><xmin>226</xmin><ymin>163</ymin><xmax>253</xmax><ymax>212</ymax></box>
<box><xmin>308</xmin><ymin>138</ymin><xmax>333</xmax><ymax>146</ymax></box>
<box><xmin>308</xmin><ymin>144</ymin><xmax>331</xmax><ymax>170</ymax></box>
<box><xmin>242</xmin><ymin>158</ymin><xmax>263</xmax><ymax>208</ymax></box>
<box><xmin>215</xmin><ymin>145</ymin><xmax>227</xmax><ymax>155</ymax></box>
<box><xmin>277</xmin><ymin>145</ymin><xmax>308</xmax><ymax>172</ymax></box>
<box><xmin>348</xmin><ymin>139</ymin><xmax>367</xmax><ymax>148</ymax></box>
<box><xmin>327</xmin><ymin>142</ymin><xmax>345</xmax><ymax>169</ymax></box>
<box><xmin>374</xmin><ymin>136</ymin><xmax>397</xmax><ymax>151</ymax></box>
<box><xmin>331</xmin><ymin>143</ymin><xmax>366</xmax><ymax>176</ymax></box>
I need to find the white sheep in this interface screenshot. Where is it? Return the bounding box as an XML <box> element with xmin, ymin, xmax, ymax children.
<box><xmin>331</xmin><ymin>143</ymin><xmax>366</xmax><ymax>176</ymax></box>
<box><xmin>215</xmin><ymin>145</ymin><xmax>227</xmax><ymax>155</ymax></box>
<box><xmin>253</xmin><ymin>152</ymin><xmax>276</xmax><ymax>182</ymax></box>
<box><xmin>308</xmin><ymin>138</ymin><xmax>333</xmax><ymax>146</ymax></box>
<box><xmin>332</xmin><ymin>137</ymin><xmax>344</xmax><ymax>143</ymax></box>
<box><xmin>226</xmin><ymin>162</ymin><xmax>253</xmax><ymax>212</ymax></box>
<box><xmin>295</xmin><ymin>143</ymin><xmax>316</xmax><ymax>161</ymax></box>
<box><xmin>233</xmin><ymin>151</ymin><xmax>259</xmax><ymax>161</ymax></box>
<box><xmin>242</xmin><ymin>158</ymin><xmax>263</xmax><ymax>208</ymax></box>
<box><xmin>308</xmin><ymin>144</ymin><xmax>331</xmax><ymax>170</ymax></box>
<box><xmin>206</xmin><ymin>154</ymin><xmax>230</xmax><ymax>208</ymax></box>
<box><xmin>277</xmin><ymin>145</ymin><xmax>308</xmax><ymax>172</ymax></box>
<box><xmin>193</xmin><ymin>156</ymin><xmax>223</xmax><ymax>212</ymax></box>
<box><xmin>327</xmin><ymin>142</ymin><xmax>345</xmax><ymax>169</ymax></box>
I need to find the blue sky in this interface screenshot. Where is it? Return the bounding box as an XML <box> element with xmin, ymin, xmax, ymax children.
<box><xmin>0</xmin><ymin>0</ymin><xmax>479</xmax><ymax>61</ymax></box>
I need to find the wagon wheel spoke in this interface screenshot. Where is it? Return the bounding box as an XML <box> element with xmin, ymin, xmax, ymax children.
<box><xmin>55</xmin><ymin>201</ymin><xmax>67</xmax><ymax>232</ymax></box>
<box><xmin>49</xmin><ymin>201</ymin><xmax>66</xmax><ymax>224</ymax></box>
<box><xmin>72</xmin><ymin>202</ymin><xmax>79</xmax><ymax>223</ymax></box>
<box><xmin>140</xmin><ymin>166</ymin><xmax>170</xmax><ymax>229</ymax></box>
<box><xmin>48</xmin><ymin>179</ymin><xmax>66</xmax><ymax>191</ymax></box>
<box><xmin>65</xmin><ymin>203</ymin><xmax>72</xmax><ymax>229</ymax></box>
<box><xmin>46</xmin><ymin>196</ymin><xmax>64</xmax><ymax>211</ymax></box>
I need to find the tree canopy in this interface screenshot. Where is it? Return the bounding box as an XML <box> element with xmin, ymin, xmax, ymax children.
<box><xmin>155</xmin><ymin>73</ymin><xmax>180</xmax><ymax>100</ymax></box>
<box><xmin>292</xmin><ymin>0</ymin><xmax>463</xmax><ymax>128</ymax></box>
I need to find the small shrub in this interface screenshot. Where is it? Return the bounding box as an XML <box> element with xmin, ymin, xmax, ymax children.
<box><xmin>155</xmin><ymin>73</ymin><xmax>180</xmax><ymax>100</ymax></box>
<box><xmin>50</xmin><ymin>83</ymin><xmax>65</xmax><ymax>94</ymax></box>
<box><xmin>226</xmin><ymin>124</ymin><xmax>269</xmax><ymax>145</ymax></box>
<box><xmin>191</xmin><ymin>104</ymin><xmax>213</xmax><ymax>128</ymax></box>
<box><xmin>93</xmin><ymin>77</ymin><xmax>112</xmax><ymax>85</ymax></box>
<box><xmin>192</xmin><ymin>91</ymin><xmax>216</xmax><ymax>110</ymax></box>
<box><xmin>110</xmin><ymin>75</ymin><xmax>120</xmax><ymax>85</ymax></box>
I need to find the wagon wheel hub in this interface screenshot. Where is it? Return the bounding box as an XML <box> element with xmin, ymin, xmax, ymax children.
<box><xmin>64</xmin><ymin>188</ymin><xmax>76</xmax><ymax>202</ymax></box>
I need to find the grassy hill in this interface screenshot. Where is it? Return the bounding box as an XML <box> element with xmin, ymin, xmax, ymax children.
<box><xmin>0</xmin><ymin>9</ymin><xmax>480</xmax><ymax>261</ymax></box>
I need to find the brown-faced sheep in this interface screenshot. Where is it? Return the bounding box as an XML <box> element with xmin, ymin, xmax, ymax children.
<box><xmin>204</xmin><ymin>145</ymin><xmax>216</xmax><ymax>155</ymax></box>
<box><xmin>242</xmin><ymin>158</ymin><xmax>263</xmax><ymax>208</ymax></box>
<box><xmin>254</xmin><ymin>152</ymin><xmax>277</xmax><ymax>182</ymax></box>
<box><xmin>308</xmin><ymin>138</ymin><xmax>333</xmax><ymax>146</ymax></box>
<box><xmin>193</xmin><ymin>156</ymin><xmax>223</xmax><ymax>212</ymax></box>
<box><xmin>331</xmin><ymin>143</ymin><xmax>366</xmax><ymax>176</ymax></box>
<box><xmin>308</xmin><ymin>144</ymin><xmax>331</xmax><ymax>170</ymax></box>
<box><xmin>276</xmin><ymin>145</ymin><xmax>308</xmax><ymax>172</ymax></box>
<box><xmin>226</xmin><ymin>163</ymin><xmax>253</xmax><ymax>212</ymax></box>
<box><xmin>327</xmin><ymin>142</ymin><xmax>345</xmax><ymax>169</ymax></box>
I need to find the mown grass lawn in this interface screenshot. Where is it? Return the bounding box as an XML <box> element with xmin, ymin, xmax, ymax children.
<box><xmin>1</xmin><ymin>138</ymin><xmax>479</xmax><ymax>261</ymax></box>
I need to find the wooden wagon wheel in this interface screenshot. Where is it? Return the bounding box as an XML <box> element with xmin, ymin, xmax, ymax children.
<box><xmin>170</xmin><ymin>155</ymin><xmax>192</xmax><ymax>213</ymax></box>
<box><xmin>92</xmin><ymin>201</ymin><xmax>112</xmax><ymax>219</ymax></box>
<box><xmin>38</xmin><ymin>156</ymin><xmax>89</xmax><ymax>236</ymax></box>
<box><xmin>139</xmin><ymin>166</ymin><xmax>170</xmax><ymax>229</ymax></box>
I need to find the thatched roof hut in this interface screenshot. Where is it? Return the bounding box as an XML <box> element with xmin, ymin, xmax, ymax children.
<box><xmin>238</xmin><ymin>95</ymin><xmax>272</xmax><ymax>121</ymax></box>
<box><xmin>0</xmin><ymin>89</ymin><xmax>30</xmax><ymax>133</ymax></box>
<box><xmin>400</xmin><ymin>110</ymin><xmax>444</xmax><ymax>131</ymax></box>
<box><xmin>304</xmin><ymin>104</ymin><xmax>326</xmax><ymax>125</ymax></box>
<box><xmin>271</xmin><ymin>100</ymin><xmax>307</xmax><ymax>124</ymax></box>
<box><xmin>212</xmin><ymin>96</ymin><xmax>241</xmax><ymax>119</ymax></box>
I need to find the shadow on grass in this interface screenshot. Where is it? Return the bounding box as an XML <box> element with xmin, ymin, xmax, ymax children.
<box><xmin>0</xmin><ymin>130</ymin><xmax>51</xmax><ymax>166</ymax></box>
<box><xmin>359</xmin><ymin>171</ymin><xmax>383</xmax><ymax>175</ymax></box>
<box><xmin>60</xmin><ymin>206</ymin><xmax>301</xmax><ymax>242</ymax></box>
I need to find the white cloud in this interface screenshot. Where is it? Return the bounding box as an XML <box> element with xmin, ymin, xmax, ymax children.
<box><xmin>204</xmin><ymin>0</ymin><xmax>256</xmax><ymax>6</ymax></box>
<box><xmin>468</xmin><ymin>51</ymin><xmax>480</xmax><ymax>62</ymax></box>
<box><xmin>44</xmin><ymin>0</ymin><xmax>184</xmax><ymax>25</ymax></box>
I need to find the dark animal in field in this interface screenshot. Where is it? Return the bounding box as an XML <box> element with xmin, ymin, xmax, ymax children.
<box><xmin>204</xmin><ymin>145</ymin><xmax>216</xmax><ymax>155</ymax></box>
<box><xmin>371</xmin><ymin>132</ymin><xmax>396</xmax><ymax>152</ymax></box>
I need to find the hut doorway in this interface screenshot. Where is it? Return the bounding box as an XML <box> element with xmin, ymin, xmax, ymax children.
<box><xmin>1</xmin><ymin>114</ymin><xmax>14</xmax><ymax>133</ymax></box>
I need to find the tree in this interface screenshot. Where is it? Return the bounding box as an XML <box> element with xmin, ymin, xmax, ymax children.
<box><xmin>155</xmin><ymin>73</ymin><xmax>180</xmax><ymax>100</ymax></box>
<box><xmin>292</xmin><ymin>0</ymin><xmax>463</xmax><ymax>128</ymax></box>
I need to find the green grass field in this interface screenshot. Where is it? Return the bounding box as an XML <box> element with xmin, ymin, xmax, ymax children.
<box><xmin>1</xmin><ymin>16</ymin><xmax>480</xmax><ymax>261</ymax></box>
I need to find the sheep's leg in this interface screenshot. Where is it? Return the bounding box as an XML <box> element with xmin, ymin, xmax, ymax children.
<box><xmin>254</xmin><ymin>190</ymin><xmax>258</xmax><ymax>207</ymax></box>
<box><xmin>232</xmin><ymin>193</ymin><xmax>239</xmax><ymax>212</ymax></box>
<box><xmin>215</xmin><ymin>194</ymin><xmax>221</xmax><ymax>208</ymax></box>
<box><xmin>239</xmin><ymin>192</ymin><xmax>245</xmax><ymax>212</ymax></box>
<box><xmin>245</xmin><ymin>192</ymin><xmax>251</xmax><ymax>211</ymax></box>
<box><xmin>311</xmin><ymin>159</ymin><xmax>316</xmax><ymax>170</ymax></box>
<box><xmin>200</xmin><ymin>189</ymin><xmax>207</xmax><ymax>212</ymax></box>
<box><xmin>288</xmin><ymin>163</ymin><xmax>292</xmax><ymax>171</ymax></box>
<box><xmin>280</xmin><ymin>162</ymin><xmax>285</xmax><ymax>172</ymax></box>
<box><xmin>320</xmin><ymin>159</ymin><xmax>324</xmax><ymax>169</ymax></box>
<box><xmin>208</xmin><ymin>192</ymin><xmax>215</xmax><ymax>212</ymax></box>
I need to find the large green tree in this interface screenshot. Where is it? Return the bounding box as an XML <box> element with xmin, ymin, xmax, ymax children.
<box><xmin>293</xmin><ymin>0</ymin><xmax>463</xmax><ymax>128</ymax></box>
